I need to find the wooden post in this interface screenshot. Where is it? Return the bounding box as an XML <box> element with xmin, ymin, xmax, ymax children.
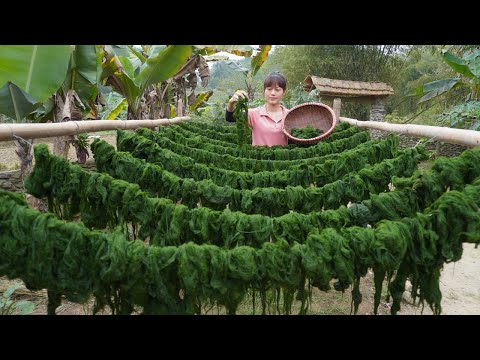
<box><xmin>177</xmin><ymin>98</ymin><xmax>184</xmax><ymax>117</ymax></box>
<box><xmin>333</xmin><ymin>98</ymin><xmax>342</xmax><ymax>123</ymax></box>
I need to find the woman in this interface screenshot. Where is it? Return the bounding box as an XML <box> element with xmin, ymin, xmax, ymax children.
<box><xmin>225</xmin><ymin>71</ymin><xmax>289</xmax><ymax>146</ymax></box>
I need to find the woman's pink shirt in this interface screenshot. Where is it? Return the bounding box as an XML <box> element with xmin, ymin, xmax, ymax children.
<box><xmin>248</xmin><ymin>104</ymin><xmax>289</xmax><ymax>146</ymax></box>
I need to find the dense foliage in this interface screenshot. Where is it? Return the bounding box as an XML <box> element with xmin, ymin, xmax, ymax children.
<box><xmin>1</xmin><ymin>116</ymin><xmax>478</xmax><ymax>315</ymax></box>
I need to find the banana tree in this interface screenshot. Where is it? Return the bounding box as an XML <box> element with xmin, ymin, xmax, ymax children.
<box><xmin>407</xmin><ymin>49</ymin><xmax>480</xmax><ymax>103</ymax></box>
<box><xmin>223</xmin><ymin>45</ymin><xmax>272</xmax><ymax>100</ymax></box>
<box><xmin>53</xmin><ymin>45</ymin><xmax>103</xmax><ymax>159</ymax></box>
<box><xmin>101</xmin><ymin>45</ymin><xmax>256</xmax><ymax>119</ymax></box>
<box><xmin>249</xmin><ymin>45</ymin><xmax>273</xmax><ymax>99</ymax></box>
<box><xmin>0</xmin><ymin>45</ymin><xmax>72</xmax><ymax>178</ymax></box>
<box><xmin>100</xmin><ymin>45</ymin><xmax>193</xmax><ymax>119</ymax></box>
<box><xmin>0</xmin><ymin>45</ymin><xmax>103</xmax><ymax>152</ymax></box>
<box><xmin>169</xmin><ymin>45</ymin><xmax>256</xmax><ymax>116</ymax></box>
<box><xmin>169</xmin><ymin>46</ymin><xmax>214</xmax><ymax>116</ymax></box>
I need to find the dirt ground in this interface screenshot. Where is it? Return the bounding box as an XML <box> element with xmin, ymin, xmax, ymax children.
<box><xmin>1</xmin><ymin>135</ymin><xmax>479</xmax><ymax>315</ymax></box>
<box><xmin>0</xmin><ymin>134</ymin><xmax>117</xmax><ymax>169</ymax></box>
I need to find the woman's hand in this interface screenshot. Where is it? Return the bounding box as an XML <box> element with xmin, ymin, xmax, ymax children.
<box><xmin>227</xmin><ymin>90</ymin><xmax>248</xmax><ymax>112</ymax></box>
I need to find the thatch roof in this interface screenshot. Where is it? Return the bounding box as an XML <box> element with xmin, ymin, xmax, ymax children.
<box><xmin>303</xmin><ymin>76</ymin><xmax>394</xmax><ymax>97</ymax></box>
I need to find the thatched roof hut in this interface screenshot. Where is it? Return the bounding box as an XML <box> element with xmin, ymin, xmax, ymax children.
<box><xmin>303</xmin><ymin>76</ymin><xmax>394</xmax><ymax>121</ymax></box>
<box><xmin>304</xmin><ymin>76</ymin><xmax>394</xmax><ymax>100</ymax></box>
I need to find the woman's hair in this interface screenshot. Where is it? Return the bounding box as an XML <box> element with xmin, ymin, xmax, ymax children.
<box><xmin>264</xmin><ymin>71</ymin><xmax>287</xmax><ymax>91</ymax></box>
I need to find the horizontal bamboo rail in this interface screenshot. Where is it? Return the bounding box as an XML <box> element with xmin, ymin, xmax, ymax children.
<box><xmin>339</xmin><ymin>117</ymin><xmax>480</xmax><ymax>147</ymax></box>
<box><xmin>1</xmin><ymin>115</ymin><xmax>478</xmax><ymax>147</ymax></box>
<box><xmin>0</xmin><ymin>117</ymin><xmax>192</xmax><ymax>142</ymax></box>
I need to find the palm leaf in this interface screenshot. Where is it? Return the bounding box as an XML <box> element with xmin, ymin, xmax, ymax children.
<box><xmin>190</xmin><ymin>91</ymin><xmax>213</xmax><ymax>111</ymax></box>
<box><xmin>0</xmin><ymin>81</ymin><xmax>40</xmax><ymax>121</ymax></box>
<box><xmin>442</xmin><ymin>51</ymin><xmax>476</xmax><ymax>80</ymax></box>
<box><xmin>103</xmin><ymin>98</ymin><xmax>127</xmax><ymax>120</ymax></box>
<box><xmin>0</xmin><ymin>45</ymin><xmax>72</xmax><ymax>102</ymax></box>
<box><xmin>251</xmin><ymin>45</ymin><xmax>272</xmax><ymax>77</ymax></box>
<box><xmin>418</xmin><ymin>78</ymin><xmax>462</xmax><ymax>103</ymax></box>
<box><xmin>137</xmin><ymin>45</ymin><xmax>192</xmax><ymax>90</ymax></box>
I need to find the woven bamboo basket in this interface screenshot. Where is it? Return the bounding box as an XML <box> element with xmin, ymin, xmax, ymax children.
<box><xmin>283</xmin><ymin>102</ymin><xmax>337</xmax><ymax>144</ymax></box>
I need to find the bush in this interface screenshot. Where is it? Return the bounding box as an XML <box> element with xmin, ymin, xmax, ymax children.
<box><xmin>439</xmin><ymin>101</ymin><xmax>480</xmax><ymax>130</ymax></box>
<box><xmin>282</xmin><ymin>83</ymin><xmax>320</xmax><ymax>109</ymax></box>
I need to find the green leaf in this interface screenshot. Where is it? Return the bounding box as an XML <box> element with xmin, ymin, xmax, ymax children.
<box><xmin>442</xmin><ymin>50</ymin><xmax>476</xmax><ymax>80</ymax></box>
<box><xmin>102</xmin><ymin>59</ymin><xmax>140</xmax><ymax>115</ymax></box>
<box><xmin>149</xmin><ymin>45</ymin><xmax>167</xmax><ymax>58</ymax></box>
<box><xmin>463</xmin><ymin>49</ymin><xmax>480</xmax><ymax>79</ymax></box>
<box><xmin>404</xmin><ymin>84</ymin><xmax>426</xmax><ymax>97</ymax></box>
<box><xmin>14</xmin><ymin>300</ymin><xmax>34</xmax><ymax>315</ymax></box>
<box><xmin>118</xmin><ymin>56</ymin><xmax>135</xmax><ymax>79</ymax></box>
<box><xmin>251</xmin><ymin>45</ymin><xmax>272</xmax><ymax>77</ymax></box>
<box><xmin>3</xmin><ymin>283</ymin><xmax>22</xmax><ymax>299</ymax></box>
<box><xmin>103</xmin><ymin>98</ymin><xmax>127</xmax><ymax>120</ymax></box>
<box><xmin>192</xmin><ymin>46</ymin><xmax>219</xmax><ymax>56</ymax></box>
<box><xmin>75</xmin><ymin>45</ymin><xmax>98</xmax><ymax>84</ymax></box>
<box><xmin>190</xmin><ymin>90</ymin><xmax>213</xmax><ymax>111</ymax></box>
<box><xmin>96</xmin><ymin>45</ymin><xmax>104</xmax><ymax>84</ymax></box>
<box><xmin>418</xmin><ymin>78</ymin><xmax>461</xmax><ymax>103</ymax></box>
<box><xmin>32</xmin><ymin>96</ymin><xmax>55</xmax><ymax>121</ymax></box>
<box><xmin>225</xmin><ymin>60</ymin><xmax>249</xmax><ymax>73</ymax></box>
<box><xmin>137</xmin><ymin>45</ymin><xmax>192</xmax><ymax>89</ymax></box>
<box><xmin>64</xmin><ymin>45</ymin><xmax>100</xmax><ymax>106</ymax></box>
<box><xmin>0</xmin><ymin>81</ymin><xmax>40</xmax><ymax>121</ymax></box>
<box><xmin>423</xmin><ymin>78</ymin><xmax>460</xmax><ymax>93</ymax></box>
<box><xmin>128</xmin><ymin>45</ymin><xmax>147</xmax><ymax>64</ymax></box>
<box><xmin>105</xmin><ymin>45</ymin><xmax>130</xmax><ymax>58</ymax></box>
<box><xmin>0</xmin><ymin>45</ymin><xmax>72</xmax><ymax>102</ymax></box>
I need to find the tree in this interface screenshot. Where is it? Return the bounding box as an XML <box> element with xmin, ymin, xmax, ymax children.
<box><xmin>408</xmin><ymin>48</ymin><xmax>480</xmax><ymax>103</ymax></box>
<box><xmin>220</xmin><ymin>45</ymin><xmax>273</xmax><ymax>100</ymax></box>
<box><xmin>0</xmin><ymin>45</ymin><xmax>72</xmax><ymax>179</ymax></box>
<box><xmin>264</xmin><ymin>45</ymin><xmax>404</xmax><ymax>119</ymax></box>
<box><xmin>101</xmin><ymin>45</ymin><xmax>193</xmax><ymax>120</ymax></box>
<box><xmin>101</xmin><ymin>45</ymin><xmax>255</xmax><ymax>119</ymax></box>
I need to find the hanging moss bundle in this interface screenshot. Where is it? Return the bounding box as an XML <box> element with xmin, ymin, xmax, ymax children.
<box><xmin>291</xmin><ymin>124</ymin><xmax>324</xmax><ymax>139</ymax></box>
<box><xmin>176</xmin><ymin>121</ymin><xmax>360</xmax><ymax>160</ymax></box>
<box><xmin>93</xmin><ymin>135</ymin><xmax>414</xmax><ymax>216</ymax></box>
<box><xmin>139</xmin><ymin>126</ymin><xmax>395</xmax><ymax>174</ymax></box>
<box><xmin>2</xmin><ymin>172</ymin><xmax>480</xmax><ymax>315</ymax></box>
<box><xmin>116</xmin><ymin>129</ymin><xmax>395</xmax><ymax>191</ymax></box>
<box><xmin>235</xmin><ymin>96</ymin><xmax>250</xmax><ymax>146</ymax></box>
<box><xmin>26</xmin><ymin>142</ymin><xmax>428</xmax><ymax>253</ymax></box>
<box><xmin>161</xmin><ymin>121</ymin><xmax>355</xmax><ymax>156</ymax></box>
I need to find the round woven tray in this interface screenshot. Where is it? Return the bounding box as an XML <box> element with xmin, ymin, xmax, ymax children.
<box><xmin>283</xmin><ymin>102</ymin><xmax>337</xmax><ymax>144</ymax></box>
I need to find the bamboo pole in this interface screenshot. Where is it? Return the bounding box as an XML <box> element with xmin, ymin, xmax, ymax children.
<box><xmin>0</xmin><ymin>117</ymin><xmax>192</xmax><ymax>142</ymax></box>
<box><xmin>333</xmin><ymin>98</ymin><xmax>341</xmax><ymax>122</ymax></box>
<box><xmin>339</xmin><ymin>117</ymin><xmax>480</xmax><ymax>148</ymax></box>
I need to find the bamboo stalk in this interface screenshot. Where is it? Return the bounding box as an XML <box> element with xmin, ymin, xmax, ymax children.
<box><xmin>339</xmin><ymin>117</ymin><xmax>480</xmax><ymax>147</ymax></box>
<box><xmin>0</xmin><ymin>117</ymin><xmax>192</xmax><ymax>142</ymax></box>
